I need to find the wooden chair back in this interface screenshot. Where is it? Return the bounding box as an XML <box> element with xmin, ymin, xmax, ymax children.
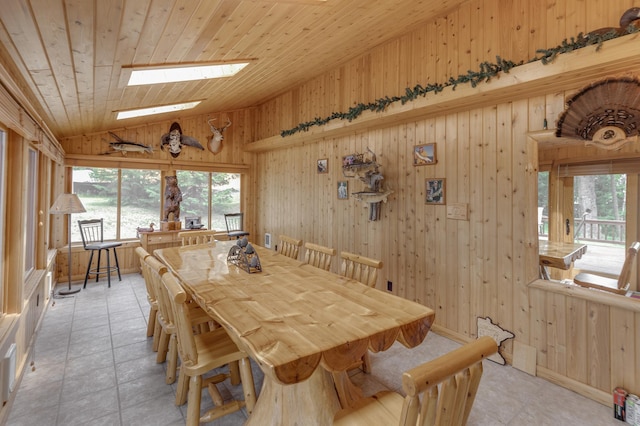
<box><xmin>136</xmin><ymin>246</ymin><xmax>158</xmax><ymax>339</ymax></box>
<box><xmin>78</xmin><ymin>218</ymin><xmax>105</xmax><ymax>246</ymax></box>
<box><xmin>340</xmin><ymin>251</ymin><xmax>383</xmax><ymax>287</ymax></box>
<box><xmin>303</xmin><ymin>242</ymin><xmax>336</xmax><ymax>271</ymax></box>
<box><xmin>135</xmin><ymin>247</ymin><xmax>153</xmax><ymax>299</ymax></box>
<box><xmin>178</xmin><ymin>229</ymin><xmax>217</xmax><ymax>246</ymax></box>
<box><xmin>278</xmin><ymin>234</ymin><xmax>303</xmax><ymax>259</ymax></box>
<box><xmin>145</xmin><ymin>255</ymin><xmax>173</xmax><ymax>334</ymax></box>
<box><xmin>161</xmin><ymin>270</ymin><xmax>199</xmax><ymax>366</ymax></box>
<box><xmin>334</xmin><ymin>336</ymin><xmax>498</xmax><ymax>426</ymax></box>
<box><xmin>574</xmin><ymin>241</ymin><xmax>640</xmax><ymax>294</ymax></box>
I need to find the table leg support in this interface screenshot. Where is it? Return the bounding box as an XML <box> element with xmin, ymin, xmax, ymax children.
<box><xmin>246</xmin><ymin>367</ymin><xmax>341</xmax><ymax>426</ymax></box>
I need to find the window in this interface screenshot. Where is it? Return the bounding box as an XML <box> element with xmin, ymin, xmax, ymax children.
<box><xmin>538</xmin><ymin>171</ymin><xmax>549</xmax><ymax>237</ymax></box>
<box><xmin>24</xmin><ymin>148</ymin><xmax>38</xmax><ymax>274</ymax></box>
<box><xmin>71</xmin><ymin>168</ymin><xmax>119</xmax><ymax>241</ymax></box>
<box><xmin>72</xmin><ymin>167</ymin><xmax>241</xmax><ymax>240</ymax></box>
<box><xmin>572</xmin><ymin>174</ymin><xmax>626</xmax><ymax>275</ymax></box>
<box><xmin>121</xmin><ymin>169</ymin><xmax>161</xmax><ymax>239</ymax></box>
<box><xmin>176</xmin><ymin>171</ymin><xmax>242</xmax><ymax>231</ymax></box>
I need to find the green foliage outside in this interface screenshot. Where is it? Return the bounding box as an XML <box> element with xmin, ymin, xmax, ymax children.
<box><xmin>72</xmin><ymin>167</ymin><xmax>241</xmax><ymax>240</ymax></box>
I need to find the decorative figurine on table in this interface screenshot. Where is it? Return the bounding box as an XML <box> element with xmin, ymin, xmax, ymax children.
<box><xmin>161</xmin><ymin>173</ymin><xmax>183</xmax><ymax>231</ymax></box>
<box><xmin>136</xmin><ymin>222</ymin><xmax>155</xmax><ymax>238</ymax></box>
<box><xmin>227</xmin><ymin>237</ymin><xmax>262</xmax><ymax>273</ymax></box>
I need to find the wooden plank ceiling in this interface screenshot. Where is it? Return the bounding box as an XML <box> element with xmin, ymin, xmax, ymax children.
<box><xmin>0</xmin><ymin>0</ymin><xmax>466</xmax><ymax>139</ymax></box>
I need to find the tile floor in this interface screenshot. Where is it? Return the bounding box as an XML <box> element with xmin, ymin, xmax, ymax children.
<box><xmin>7</xmin><ymin>272</ymin><xmax>620</xmax><ymax>426</ymax></box>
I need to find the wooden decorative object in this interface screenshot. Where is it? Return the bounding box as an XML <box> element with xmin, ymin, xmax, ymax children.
<box><xmin>556</xmin><ymin>76</ymin><xmax>640</xmax><ymax>150</ymax></box>
<box><xmin>227</xmin><ymin>239</ymin><xmax>262</xmax><ymax>273</ymax></box>
<box><xmin>477</xmin><ymin>316</ymin><xmax>514</xmax><ymax>365</ymax></box>
<box><xmin>342</xmin><ymin>148</ymin><xmax>393</xmax><ymax>220</ymax></box>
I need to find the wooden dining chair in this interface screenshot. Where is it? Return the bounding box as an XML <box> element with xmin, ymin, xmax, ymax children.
<box><xmin>145</xmin><ymin>255</ymin><xmax>212</xmax><ymax>387</ymax></box>
<box><xmin>340</xmin><ymin>251</ymin><xmax>383</xmax><ymax>288</ymax></box>
<box><xmin>340</xmin><ymin>251</ymin><xmax>384</xmax><ymax>373</ymax></box>
<box><xmin>573</xmin><ymin>241</ymin><xmax>640</xmax><ymax>295</ymax></box>
<box><xmin>303</xmin><ymin>242</ymin><xmax>336</xmax><ymax>271</ymax></box>
<box><xmin>277</xmin><ymin>234</ymin><xmax>303</xmax><ymax>259</ymax></box>
<box><xmin>161</xmin><ymin>270</ymin><xmax>257</xmax><ymax>425</ymax></box>
<box><xmin>135</xmin><ymin>247</ymin><xmax>160</xmax><ymax>348</ymax></box>
<box><xmin>334</xmin><ymin>336</ymin><xmax>498</xmax><ymax>426</ymax></box>
<box><xmin>178</xmin><ymin>229</ymin><xmax>217</xmax><ymax>246</ymax></box>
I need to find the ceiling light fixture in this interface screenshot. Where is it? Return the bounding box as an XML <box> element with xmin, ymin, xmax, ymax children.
<box><xmin>116</xmin><ymin>101</ymin><xmax>201</xmax><ymax>120</ymax></box>
<box><xmin>126</xmin><ymin>62</ymin><xmax>249</xmax><ymax>86</ymax></box>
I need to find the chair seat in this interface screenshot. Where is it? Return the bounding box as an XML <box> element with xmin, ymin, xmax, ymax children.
<box><xmin>574</xmin><ymin>272</ymin><xmax>630</xmax><ymax>294</ymax></box>
<box><xmin>334</xmin><ymin>391</ymin><xmax>403</xmax><ymax>425</ymax></box>
<box><xmin>84</xmin><ymin>241</ymin><xmax>122</xmax><ymax>250</ymax></box>
<box><xmin>227</xmin><ymin>230</ymin><xmax>249</xmax><ymax>238</ymax></box>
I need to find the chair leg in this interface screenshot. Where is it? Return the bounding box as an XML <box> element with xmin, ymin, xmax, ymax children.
<box><xmin>96</xmin><ymin>249</ymin><xmax>102</xmax><ymax>282</ymax></box>
<box><xmin>157</xmin><ymin>329</ymin><xmax>169</xmax><ymax>363</ymax></box>
<box><xmin>113</xmin><ymin>247</ymin><xmax>122</xmax><ymax>281</ymax></box>
<box><xmin>106</xmin><ymin>249</ymin><xmax>111</xmax><ymax>288</ymax></box>
<box><xmin>147</xmin><ymin>306</ymin><xmax>157</xmax><ymax>337</ymax></box>
<box><xmin>152</xmin><ymin>314</ymin><xmax>161</xmax><ymax>351</ymax></box>
<box><xmin>83</xmin><ymin>250</ymin><xmax>95</xmax><ymax>288</ymax></box>
<box><xmin>238</xmin><ymin>357</ymin><xmax>256</xmax><ymax>414</ymax></box>
<box><xmin>229</xmin><ymin>361</ymin><xmax>240</xmax><ymax>385</ymax></box>
<box><xmin>176</xmin><ymin>366</ymin><xmax>188</xmax><ymax>406</ymax></box>
<box><xmin>186</xmin><ymin>374</ymin><xmax>202</xmax><ymax>426</ymax></box>
<box><xmin>166</xmin><ymin>334</ymin><xmax>178</xmax><ymax>384</ymax></box>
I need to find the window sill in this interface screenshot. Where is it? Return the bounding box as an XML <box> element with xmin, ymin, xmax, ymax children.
<box><xmin>529</xmin><ymin>279</ymin><xmax>640</xmax><ymax>312</ymax></box>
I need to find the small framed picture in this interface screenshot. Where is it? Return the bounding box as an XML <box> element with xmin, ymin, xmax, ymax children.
<box><xmin>425</xmin><ymin>178</ymin><xmax>445</xmax><ymax>204</ymax></box>
<box><xmin>413</xmin><ymin>143</ymin><xmax>437</xmax><ymax>166</ymax></box>
<box><xmin>337</xmin><ymin>181</ymin><xmax>348</xmax><ymax>199</ymax></box>
<box><xmin>317</xmin><ymin>158</ymin><xmax>328</xmax><ymax>173</ymax></box>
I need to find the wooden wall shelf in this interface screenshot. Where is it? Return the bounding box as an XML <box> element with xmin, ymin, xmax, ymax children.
<box><xmin>245</xmin><ymin>33</ymin><xmax>640</xmax><ymax>153</ymax></box>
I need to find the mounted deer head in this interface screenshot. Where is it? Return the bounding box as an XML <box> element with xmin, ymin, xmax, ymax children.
<box><xmin>207</xmin><ymin>117</ymin><xmax>231</xmax><ymax>154</ymax></box>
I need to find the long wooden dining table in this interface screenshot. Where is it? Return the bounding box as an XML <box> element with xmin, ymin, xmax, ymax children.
<box><xmin>154</xmin><ymin>240</ymin><xmax>435</xmax><ymax>425</ymax></box>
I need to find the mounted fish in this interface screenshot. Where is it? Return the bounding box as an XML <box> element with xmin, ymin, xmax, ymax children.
<box><xmin>102</xmin><ymin>131</ymin><xmax>153</xmax><ymax>155</ymax></box>
<box><xmin>207</xmin><ymin>117</ymin><xmax>231</xmax><ymax>154</ymax></box>
<box><xmin>160</xmin><ymin>122</ymin><xmax>204</xmax><ymax>158</ymax></box>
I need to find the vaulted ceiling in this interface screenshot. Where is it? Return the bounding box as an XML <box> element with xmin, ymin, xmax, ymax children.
<box><xmin>0</xmin><ymin>0</ymin><xmax>466</xmax><ymax>140</ymax></box>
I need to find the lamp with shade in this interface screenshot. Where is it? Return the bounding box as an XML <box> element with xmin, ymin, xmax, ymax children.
<box><xmin>50</xmin><ymin>193</ymin><xmax>86</xmax><ymax>295</ymax></box>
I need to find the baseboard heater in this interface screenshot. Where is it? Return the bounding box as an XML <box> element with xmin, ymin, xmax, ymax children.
<box><xmin>1</xmin><ymin>343</ymin><xmax>16</xmax><ymax>404</ymax></box>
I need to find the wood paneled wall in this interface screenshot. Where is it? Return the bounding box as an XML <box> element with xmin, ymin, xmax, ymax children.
<box><xmin>249</xmin><ymin>0</ymin><xmax>640</xmax><ymax>406</ymax></box>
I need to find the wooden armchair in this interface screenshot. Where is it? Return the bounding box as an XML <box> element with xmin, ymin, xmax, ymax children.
<box><xmin>573</xmin><ymin>241</ymin><xmax>640</xmax><ymax>295</ymax></box>
<box><xmin>334</xmin><ymin>336</ymin><xmax>498</xmax><ymax>426</ymax></box>
<box><xmin>277</xmin><ymin>234</ymin><xmax>303</xmax><ymax>259</ymax></box>
<box><xmin>178</xmin><ymin>229</ymin><xmax>217</xmax><ymax>246</ymax></box>
<box><xmin>161</xmin><ymin>270</ymin><xmax>256</xmax><ymax>425</ymax></box>
<box><xmin>303</xmin><ymin>242</ymin><xmax>336</xmax><ymax>271</ymax></box>
<box><xmin>145</xmin><ymin>255</ymin><xmax>212</xmax><ymax>388</ymax></box>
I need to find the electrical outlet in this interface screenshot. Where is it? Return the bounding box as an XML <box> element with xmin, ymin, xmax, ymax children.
<box><xmin>387</xmin><ymin>281</ymin><xmax>392</xmax><ymax>291</ymax></box>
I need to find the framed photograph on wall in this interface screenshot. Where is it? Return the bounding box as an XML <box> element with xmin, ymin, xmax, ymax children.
<box><xmin>337</xmin><ymin>181</ymin><xmax>348</xmax><ymax>199</ymax></box>
<box><xmin>425</xmin><ymin>178</ymin><xmax>445</xmax><ymax>204</ymax></box>
<box><xmin>317</xmin><ymin>158</ymin><xmax>328</xmax><ymax>173</ymax></box>
<box><xmin>413</xmin><ymin>143</ymin><xmax>437</xmax><ymax>166</ymax></box>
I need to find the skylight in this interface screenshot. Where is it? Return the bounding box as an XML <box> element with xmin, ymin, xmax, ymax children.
<box><xmin>126</xmin><ymin>63</ymin><xmax>249</xmax><ymax>86</ymax></box>
<box><xmin>116</xmin><ymin>101</ymin><xmax>201</xmax><ymax>120</ymax></box>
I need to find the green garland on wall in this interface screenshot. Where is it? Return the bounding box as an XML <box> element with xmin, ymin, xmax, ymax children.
<box><xmin>280</xmin><ymin>26</ymin><xmax>640</xmax><ymax>138</ymax></box>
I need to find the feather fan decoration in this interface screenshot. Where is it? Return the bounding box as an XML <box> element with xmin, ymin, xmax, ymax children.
<box><xmin>555</xmin><ymin>77</ymin><xmax>640</xmax><ymax>150</ymax></box>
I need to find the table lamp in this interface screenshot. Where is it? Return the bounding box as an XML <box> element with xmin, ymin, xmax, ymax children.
<box><xmin>50</xmin><ymin>193</ymin><xmax>86</xmax><ymax>295</ymax></box>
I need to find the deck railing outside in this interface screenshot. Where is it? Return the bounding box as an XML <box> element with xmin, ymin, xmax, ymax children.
<box><xmin>539</xmin><ymin>217</ymin><xmax>626</xmax><ymax>245</ymax></box>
